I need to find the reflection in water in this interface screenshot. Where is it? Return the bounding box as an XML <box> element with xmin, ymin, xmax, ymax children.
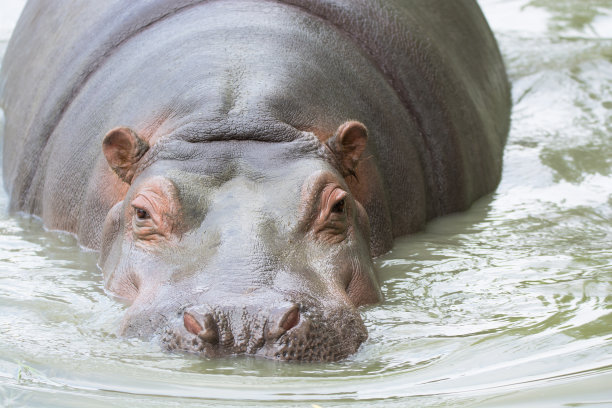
<box><xmin>0</xmin><ymin>0</ymin><xmax>611</xmax><ymax>407</ymax></box>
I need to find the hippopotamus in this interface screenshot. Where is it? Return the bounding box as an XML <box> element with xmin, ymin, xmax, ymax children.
<box><xmin>0</xmin><ymin>0</ymin><xmax>510</xmax><ymax>361</ymax></box>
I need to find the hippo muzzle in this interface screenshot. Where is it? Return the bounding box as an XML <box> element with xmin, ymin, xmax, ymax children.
<box><xmin>160</xmin><ymin>299</ymin><xmax>367</xmax><ymax>362</ymax></box>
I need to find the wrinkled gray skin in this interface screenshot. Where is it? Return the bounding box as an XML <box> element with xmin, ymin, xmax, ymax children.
<box><xmin>0</xmin><ymin>0</ymin><xmax>510</xmax><ymax>361</ymax></box>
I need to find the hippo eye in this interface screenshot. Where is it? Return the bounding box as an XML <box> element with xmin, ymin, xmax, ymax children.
<box><xmin>331</xmin><ymin>198</ymin><xmax>346</xmax><ymax>214</ymax></box>
<box><xmin>134</xmin><ymin>207</ymin><xmax>150</xmax><ymax>220</ymax></box>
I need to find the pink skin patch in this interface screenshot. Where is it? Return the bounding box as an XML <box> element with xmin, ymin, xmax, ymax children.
<box><xmin>184</xmin><ymin>312</ymin><xmax>203</xmax><ymax>335</ymax></box>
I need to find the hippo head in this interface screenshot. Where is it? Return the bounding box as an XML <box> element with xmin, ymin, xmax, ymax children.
<box><xmin>98</xmin><ymin>121</ymin><xmax>382</xmax><ymax>362</ymax></box>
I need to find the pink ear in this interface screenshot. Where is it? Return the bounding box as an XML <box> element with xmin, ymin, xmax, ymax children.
<box><xmin>327</xmin><ymin>121</ymin><xmax>368</xmax><ymax>175</ymax></box>
<box><xmin>102</xmin><ymin>127</ymin><xmax>149</xmax><ymax>183</ymax></box>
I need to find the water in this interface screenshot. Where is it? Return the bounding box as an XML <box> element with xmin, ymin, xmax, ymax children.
<box><xmin>0</xmin><ymin>0</ymin><xmax>611</xmax><ymax>406</ymax></box>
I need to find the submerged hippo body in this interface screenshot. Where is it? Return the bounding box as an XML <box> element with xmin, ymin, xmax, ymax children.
<box><xmin>0</xmin><ymin>0</ymin><xmax>510</xmax><ymax>361</ymax></box>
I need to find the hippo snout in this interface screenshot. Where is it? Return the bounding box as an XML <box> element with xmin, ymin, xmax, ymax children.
<box><xmin>161</xmin><ymin>302</ymin><xmax>367</xmax><ymax>362</ymax></box>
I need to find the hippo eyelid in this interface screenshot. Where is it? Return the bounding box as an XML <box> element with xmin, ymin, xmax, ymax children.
<box><xmin>131</xmin><ymin>193</ymin><xmax>165</xmax><ymax>221</ymax></box>
<box><xmin>134</xmin><ymin>207</ymin><xmax>150</xmax><ymax>220</ymax></box>
<box><xmin>321</xmin><ymin>186</ymin><xmax>349</xmax><ymax>221</ymax></box>
<box><xmin>331</xmin><ymin>197</ymin><xmax>346</xmax><ymax>214</ymax></box>
<box><xmin>130</xmin><ymin>196</ymin><xmax>162</xmax><ymax>235</ymax></box>
<box><xmin>310</xmin><ymin>185</ymin><xmax>350</xmax><ymax>241</ymax></box>
<box><xmin>131</xmin><ymin>203</ymin><xmax>155</xmax><ymax>223</ymax></box>
<box><xmin>325</xmin><ymin>188</ymin><xmax>348</xmax><ymax>212</ymax></box>
<box><xmin>296</xmin><ymin>171</ymin><xmax>351</xmax><ymax>233</ymax></box>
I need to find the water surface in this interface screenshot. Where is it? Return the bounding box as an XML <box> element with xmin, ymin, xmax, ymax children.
<box><xmin>0</xmin><ymin>0</ymin><xmax>611</xmax><ymax>406</ymax></box>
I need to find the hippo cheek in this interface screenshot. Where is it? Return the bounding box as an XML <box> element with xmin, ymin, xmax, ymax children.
<box><xmin>343</xmin><ymin>202</ymin><xmax>382</xmax><ymax>306</ymax></box>
<box><xmin>345</xmin><ymin>260</ymin><xmax>382</xmax><ymax>307</ymax></box>
<box><xmin>101</xmin><ymin>247</ymin><xmax>157</xmax><ymax>304</ymax></box>
<box><xmin>327</xmin><ymin>246</ymin><xmax>381</xmax><ymax>307</ymax></box>
<box><xmin>119</xmin><ymin>305</ymin><xmax>161</xmax><ymax>339</ymax></box>
<box><xmin>99</xmin><ymin>201</ymin><xmax>124</xmax><ymax>268</ymax></box>
<box><xmin>118</xmin><ymin>284</ymin><xmax>176</xmax><ymax>338</ymax></box>
<box><xmin>318</xmin><ymin>247</ymin><xmax>382</xmax><ymax>308</ymax></box>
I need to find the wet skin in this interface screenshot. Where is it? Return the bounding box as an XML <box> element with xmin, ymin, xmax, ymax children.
<box><xmin>0</xmin><ymin>0</ymin><xmax>510</xmax><ymax>361</ymax></box>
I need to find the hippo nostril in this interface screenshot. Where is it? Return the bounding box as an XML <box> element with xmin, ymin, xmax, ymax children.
<box><xmin>184</xmin><ymin>312</ymin><xmax>203</xmax><ymax>335</ymax></box>
<box><xmin>280</xmin><ymin>306</ymin><xmax>300</xmax><ymax>331</ymax></box>
<box><xmin>197</xmin><ymin>313</ymin><xmax>219</xmax><ymax>345</ymax></box>
<box><xmin>184</xmin><ymin>312</ymin><xmax>219</xmax><ymax>345</ymax></box>
<box><xmin>266</xmin><ymin>304</ymin><xmax>300</xmax><ymax>340</ymax></box>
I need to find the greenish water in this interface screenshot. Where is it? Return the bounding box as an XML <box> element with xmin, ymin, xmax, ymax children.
<box><xmin>0</xmin><ymin>0</ymin><xmax>611</xmax><ymax>407</ymax></box>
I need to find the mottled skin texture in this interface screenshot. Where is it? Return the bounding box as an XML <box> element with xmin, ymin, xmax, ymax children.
<box><xmin>0</xmin><ymin>0</ymin><xmax>510</xmax><ymax>361</ymax></box>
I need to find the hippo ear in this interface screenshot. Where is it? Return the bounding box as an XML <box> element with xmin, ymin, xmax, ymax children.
<box><xmin>102</xmin><ymin>127</ymin><xmax>150</xmax><ymax>184</ymax></box>
<box><xmin>327</xmin><ymin>121</ymin><xmax>368</xmax><ymax>176</ymax></box>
